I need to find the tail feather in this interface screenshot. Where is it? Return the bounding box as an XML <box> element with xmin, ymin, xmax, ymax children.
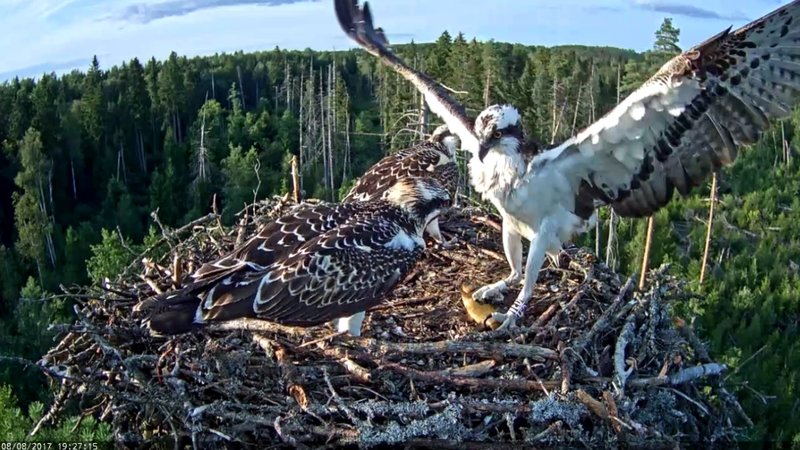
<box><xmin>143</xmin><ymin>295</ymin><xmax>204</xmax><ymax>335</ymax></box>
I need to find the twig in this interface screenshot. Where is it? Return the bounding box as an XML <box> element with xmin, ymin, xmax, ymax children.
<box><xmin>469</xmin><ymin>215</ymin><xmax>502</xmax><ymax>232</ymax></box>
<box><xmin>380</xmin><ymin>362</ymin><xmax>558</xmax><ymax>393</ymax></box>
<box><xmin>574</xmin><ymin>275</ymin><xmax>636</xmax><ymax>354</ymax></box>
<box><xmin>665</xmin><ymin>387</ymin><xmax>709</xmax><ymax>416</ymax></box>
<box><xmin>340</xmin><ymin>357</ymin><xmax>372</xmax><ymax>383</ymax></box>
<box><xmin>369</xmin><ymin>296</ymin><xmax>438</xmax><ymax>312</ymax></box>
<box><xmin>603</xmin><ymin>391</ymin><xmax>623</xmax><ymax>435</ymax></box>
<box><xmin>669</xmin><ymin>363</ymin><xmax>727</xmax><ymax>385</ymax></box>
<box><xmin>719</xmin><ymin>387</ymin><xmax>754</xmax><ymax>427</ymax></box>
<box><xmin>724</xmin><ymin>344</ymin><xmax>766</xmax><ymax>381</ymax></box>
<box><xmin>466</xmin><ymin>243</ymin><xmax>505</xmax><ymax>262</ymax></box>
<box><xmin>207</xmin><ymin>318</ymin><xmax>308</xmax><ymax>336</ymax></box>
<box><xmin>438</xmin><ymin>82</ymin><xmax>469</xmax><ymax>95</ymax></box>
<box><xmin>439</xmin><ymin>360</ymin><xmax>496</xmax><ymax>377</ymax></box>
<box><xmin>674</xmin><ymin>317</ymin><xmax>711</xmax><ymax>363</ymax></box>
<box><xmin>343</xmin><ymin>336</ymin><xmax>557</xmax><ymax>361</ymax></box>
<box><xmin>255</xmin><ymin>335</ymin><xmax>310</xmax><ymax>410</ymax></box>
<box><xmin>613</xmin><ymin>313</ymin><xmax>637</xmax><ymax>394</ymax></box>
<box><xmin>543</xmin><ymin>273</ymin><xmax>591</xmax><ymax>328</ymax></box>
<box><xmin>558</xmin><ymin>341</ymin><xmax>574</xmax><ymax>394</ymax></box>
<box><xmin>627</xmin><ymin>363</ymin><xmax>727</xmax><ymax>388</ymax></box>
<box><xmin>406</xmin><ymin>440</ymin><xmax>525</xmax><ymax>450</ymax></box>
<box><xmin>576</xmin><ymin>389</ymin><xmax>608</xmax><ymax>420</ymax></box>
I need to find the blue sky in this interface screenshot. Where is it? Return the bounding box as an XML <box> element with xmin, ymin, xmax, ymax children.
<box><xmin>0</xmin><ymin>0</ymin><xmax>789</xmax><ymax>80</ymax></box>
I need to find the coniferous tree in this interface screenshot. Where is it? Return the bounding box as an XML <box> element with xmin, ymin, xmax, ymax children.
<box><xmin>13</xmin><ymin>128</ymin><xmax>54</xmax><ymax>281</ymax></box>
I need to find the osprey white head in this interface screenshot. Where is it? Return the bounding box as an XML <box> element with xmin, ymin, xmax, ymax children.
<box><xmin>473</xmin><ymin>104</ymin><xmax>523</xmax><ymax>162</ymax></box>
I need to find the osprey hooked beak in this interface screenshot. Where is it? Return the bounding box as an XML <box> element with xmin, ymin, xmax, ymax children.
<box><xmin>478</xmin><ymin>142</ymin><xmax>491</xmax><ymax>162</ymax></box>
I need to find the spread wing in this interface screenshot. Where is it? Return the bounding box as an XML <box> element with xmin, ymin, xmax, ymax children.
<box><xmin>342</xmin><ymin>142</ymin><xmax>457</xmax><ymax>202</ymax></box>
<box><xmin>335</xmin><ymin>0</ymin><xmax>479</xmax><ymax>152</ymax></box>
<box><xmin>201</xmin><ymin>212</ymin><xmax>424</xmax><ymax>326</ymax></box>
<box><xmin>538</xmin><ymin>0</ymin><xmax>800</xmax><ymax>217</ymax></box>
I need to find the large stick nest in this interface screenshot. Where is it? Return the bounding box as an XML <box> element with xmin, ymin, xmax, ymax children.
<box><xmin>38</xmin><ymin>197</ymin><xmax>751</xmax><ymax>448</ymax></box>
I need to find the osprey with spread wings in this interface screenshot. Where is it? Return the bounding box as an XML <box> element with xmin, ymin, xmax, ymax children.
<box><xmin>336</xmin><ymin>0</ymin><xmax>800</xmax><ymax>329</ymax></box>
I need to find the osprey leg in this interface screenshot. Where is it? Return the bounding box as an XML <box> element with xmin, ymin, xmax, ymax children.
<box><xmin>492</xmin><ymin>227</ymin><xmax>558</xmax><ymax>329</ymax></box>
<box><xmin>472</xmin><ymin>223</ymin><xmax>522</xmax><ymax>302</ymax></box>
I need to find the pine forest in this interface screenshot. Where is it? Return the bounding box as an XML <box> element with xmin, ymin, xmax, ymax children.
<box><xmin>0</xmin><ymin>18</ymin><xmax>798</xmax><ymax>444</ymax></box>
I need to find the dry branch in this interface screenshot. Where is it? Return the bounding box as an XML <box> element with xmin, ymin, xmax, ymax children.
<box><xmin>35</xmin><ymin>201</ymin><xmax>748</xmax><ymax>448</ymax></box>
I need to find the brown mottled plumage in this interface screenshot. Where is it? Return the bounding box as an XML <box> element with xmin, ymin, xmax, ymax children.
<box><xmin>343</xmin><ymin>125</ymin><xmax>459</xmax><ymax>245</ymax></box>
<box><xmin>343</xmin><ymin>127</ymin><xmax>459</xmax><ymax>203</ymax></box>
<box><xmin>138</xmin><ymin>177</ymin><xmax>451</xmax><ymax>336</ymax></box>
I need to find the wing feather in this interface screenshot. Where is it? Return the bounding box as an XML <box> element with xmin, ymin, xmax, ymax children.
<box><xmin>539</xmin><ymin>0</ymin><xmax>800</xmax><ymax>217</ymax></box>
<box><xmin>335</xmin><ymin>0</ymin><xmax>479</xmax><ymax>152</ymax></box>
<box><xmin>190</xmin><ymin>201</ymin><xmax>357</xmax><ymax>286</ymax></box>
<box><xmin>343</xmin><ymin>141</ymin><xmax>457</xmax><ymax>202</ymax></box>
<box><xmin>250</xmin><ymin>218</ymin><xmax>423</xmax><ymax>326</ymax></box>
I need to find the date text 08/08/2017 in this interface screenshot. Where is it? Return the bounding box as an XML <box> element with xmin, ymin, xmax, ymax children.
<box><xmin>1</xmin><ymin>443</ymin><xmax>101</xmax><ymax>450</ymax></box>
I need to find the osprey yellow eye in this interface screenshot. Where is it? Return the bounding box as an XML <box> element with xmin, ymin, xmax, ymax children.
<box><xmin>493</xmin><ymin>131</ymin><xmax>502</xmax><ymax>139</ymax></box>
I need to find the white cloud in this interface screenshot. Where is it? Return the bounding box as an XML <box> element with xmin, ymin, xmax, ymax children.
<box><xmin>0</xmin><ymin>0</ymin><xmax>792</xmax><ymax>80</ymax></box>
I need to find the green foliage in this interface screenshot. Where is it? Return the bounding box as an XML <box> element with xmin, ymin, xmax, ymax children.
<box><xmin>654</xmin><ymin>18</ymin><xmax>681</xmax><ymax>54</ymax></box>
<box><xmin>0</xmin><ymin>385</ymin><xmax>111</xmax><ymax>441</ymax></box>
<box><xmin>222</xmin><ymin>145</ymin><xmax>263</xmax><ymax>222</ymax></box>
<box><xmin>86</xmin><ymin>229</ymin><xmax>139</xmax><ymax>283</ymax></box>
<box><xmin>0</xmin><ymin>277</ymin><xmax>63</xmax><ymax>407</ymax></box>
<box><xmin>12</xmin><ymin>128</ymin><xmax>53</xmax><ymax>276</ymax></box>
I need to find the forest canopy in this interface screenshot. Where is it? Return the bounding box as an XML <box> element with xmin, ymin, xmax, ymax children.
<box><xmin>0</xmin><ymin>18</ymin><xmax>798</xmax><ymax>444</ymax></box>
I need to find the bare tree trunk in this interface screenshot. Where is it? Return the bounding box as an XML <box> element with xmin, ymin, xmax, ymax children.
<box><xmin>380</xmin><ymin>69</ymin><xmax>387</xmax><ymax>153</ymax></box>
<box><xmin>570</xmin><ymin>84</ymin><xmax>583</xmax><ymax>136</ymax></box>
<box><xmin>237</xmin><ymin>65</ymin><xmax>246</xmax><ymax>109</ymax></box>
<box><xmin>606</xmin><ymin>212</ymin><xmax>616</xmax><ymax>269</ymax></box>
<box><xmin>197</xmin><ymin>97</ymin><xmax>208</xmax><ymax>184</ymax></box>
<box><xmin>285</xmin><ymin>60</ymin><xmax>292</xmax><ymax>112</ymax></box>
<box><xmin>117</xmin><ymin>142</ymin><xmax>127</xmax><ymax>184</ymax></box>
<box><xmin>70</xmin><ymin>156</ymin><xmax>77</xmax><ymax>199</ymax></box>
<box><xmin>327</xmin><ymin>64</ymin><xmax>335</xmax><ymax>200</ymax></box>
<box><xmin>700</xmin><ymin>172</ymin><xmax>718</xmax><ymax>284</ymax></box>
<box><xmin>291</xmin><ymin>155</ymin><xmax>300</xmax><ymax>203</ymax></box>
<box><xmin>595</xmin><ymin>215</ymin><xmax>600</xmax><ymax>256</ymax></box>
<box><xmin>419</xmin><ymin>96</ymin><xmax>429</xmax><ymax>136</ymax></box>
<box><xmin>320</xmin><ymin>70</ymin><xmax>328</xmax><ymax>196</ymax></box>
<box><xmin>298</xmin><ymin>65</ymin><xmax>305</xmax><ymax>193</ymax></box>
<box><xmin>588</xmin><ymin>61</ymin><xmax>597</xmax><ymax>123</ymax></box>
<box><xmin>342</xmin><ymin>105</ymin><xmax>351</xmax><ymax>184</ymax></box>
<box><xmin>38</xmin><ymin>179</ymin><xmax>56</xmax><ymax>267</ymax></box>
<box><xmin>551</xmin><ymin>98</ymin><xmax>568</xmax><ymax>145</ymax></box>
<box><xmin>48</xmin><ymin>167</ymin><xmax>55</xmax><ymax>220</ymax></box>
<box><xmin>177</xmin><ymin>112</ymin><xmax>182</xmax><ymax>144</ymax></box>
<box><xmin>483</xmin><ymin>69</ymin><xmax>491</xmax><ymax>108</ymax></box>
<box><xmin>605</xmin><ymin>63</ymin><xmax>622</xmax><ymax>269</ymax></box>
<box><xmin>211</xmin><ymin>70</ymin><xmax>216</xmax><ymax>100</ymax></box>
<box><xmin>136</xmin><ymin>129</ymin><xmax>146</xmax><ymax>172</ymax></box>
<box><xmin>639</xmin><ymin>216</ymin><xmax>655</xmax><ymax>289</ymax></box>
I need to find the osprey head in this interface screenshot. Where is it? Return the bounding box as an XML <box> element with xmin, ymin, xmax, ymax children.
<box><xmin>429</xmin><ymin>124</ymin><xmax>460</xmax><ymax>158</ymax></box>
<box><xmin>384</xmin><ymin>177</ymin><xmax>452</xmax><ymax>226</ymax></box>
<box><xmin>473</xmin><ymin>104</ymin><xmax>523</xmax><ymax>162</ymax></box>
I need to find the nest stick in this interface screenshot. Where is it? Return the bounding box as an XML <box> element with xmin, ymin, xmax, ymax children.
<box><xmin>574</xmin><ymin>275</ymin><xmax>636</xmax><ymax>354</ymax></box>
<box><xmin>613</xmin><ymin>313</ymin><xmax>637</xmax><ymax>394</ymax></box>
<box><xmin>380</xmin><ymin>361</ymin><xmax>558</xmax><ymax>393</ymax></box>
<box><xmin>345</xmin><ymin>336</ymin><xmax>557</xmax><ymax>360</ymax></box>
